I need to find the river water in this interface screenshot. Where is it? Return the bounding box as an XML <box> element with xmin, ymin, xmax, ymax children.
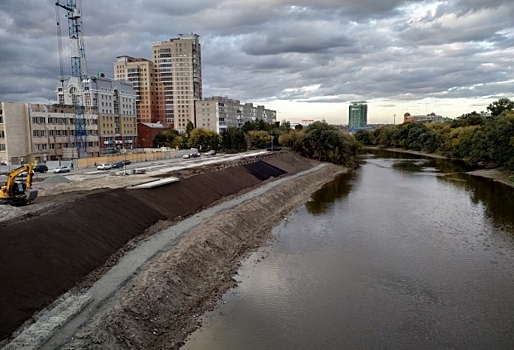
<box><xmin>184</xmin><ymin>151</ymin><xmax>514</xmax><ymax>349</ymax></box>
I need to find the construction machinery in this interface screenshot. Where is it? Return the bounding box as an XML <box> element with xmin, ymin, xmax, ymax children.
<box><xmin>55</xmin><ymin>0</ymin><xmax>90</xmax><ymax>158</ymax></box>
<box><xmin>0</xmin><ymin>163</ymin><xmax>38</xmax><ymax>206</ymax></box>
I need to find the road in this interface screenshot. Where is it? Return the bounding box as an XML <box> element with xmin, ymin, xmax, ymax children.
<box><xmin>0</xmin><ymin>151</ymin><xmax>268</xmax><ymax>185</ymax></box>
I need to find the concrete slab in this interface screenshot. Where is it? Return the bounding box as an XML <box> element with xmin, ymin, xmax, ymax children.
<box><xmin>127</xmin><ymin>177</ymin><xmax>179</xmax><ymax>189</ymax></box>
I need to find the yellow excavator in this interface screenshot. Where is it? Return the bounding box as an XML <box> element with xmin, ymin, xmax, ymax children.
<box><xmin>0</xmin><ymin>163</ymin><xmax>39</xmax><ymax>206</ymax></box>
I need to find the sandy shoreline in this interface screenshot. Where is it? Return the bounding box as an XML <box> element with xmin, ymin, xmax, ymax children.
<box><xmin>465</xmin><ymin>168</ymin><xmax>514</xmax><ymax>189</ymax></box>
<box><xmin>364</xmin><ymin>146</ymin><xmax>448</xmax><ymax>159</ymax></box>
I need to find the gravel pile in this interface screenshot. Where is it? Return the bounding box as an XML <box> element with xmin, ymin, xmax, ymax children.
<box><xmin>0</xmin><ymin>205</ymin><xmax>23</xmax><ymax>223</ymax></box>
<box><xmin>41</xmin><ymin>175</ymin><xmax>71</xmax><ymax>185</ymax></box>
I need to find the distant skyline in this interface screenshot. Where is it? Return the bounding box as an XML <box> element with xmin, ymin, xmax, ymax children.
<box><xmin>0</xmin><ymin>0</ymin><xmax>513</xmax><ymax>125</ymax></box>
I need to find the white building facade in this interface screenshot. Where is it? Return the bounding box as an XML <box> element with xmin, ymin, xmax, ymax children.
<box><xmin>56</xmin><ymin>75</ymin><xmax>137</xmax><ymax>154</ymax></box>
<box><xmin>195</xmin><ymin>96</ymin><xmax>277</xmax><ymax>134</ymax></box>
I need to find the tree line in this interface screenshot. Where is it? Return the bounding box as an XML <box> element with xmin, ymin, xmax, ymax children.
<box><xmin>154</xmin><ymin>119</ymin><xmax>360</xmax><ymax>168</ymax></box>
<box><xmin>354</xmin><ymin>98</ymin><xmax>514</xmax><ymax>169</ymax></box>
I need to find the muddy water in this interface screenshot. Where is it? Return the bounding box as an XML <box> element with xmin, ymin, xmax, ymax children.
<box><xmin>184</xmin><ymin>152</ymin><xmax>514</xmax><ymax>349</ymax></box>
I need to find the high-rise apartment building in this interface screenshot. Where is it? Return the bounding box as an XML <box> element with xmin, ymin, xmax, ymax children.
<box><xmin>114</xmin><ymin>56</ymin><xmax>158</xmax><ymax>124</ymax></box>
<box><xmin>114</xmin><ymin>34</ymin><xmax>202</xmax><ymax>131</ymax></box>
<box><xmin>151</xmin><ymin>34</ymin><xmax>202</xmax><ymax>131</ymax></box>
<box><xmin>349</xmin><ymin>101</ymin><xmax>368</xmax><ymax>130</ymax></box>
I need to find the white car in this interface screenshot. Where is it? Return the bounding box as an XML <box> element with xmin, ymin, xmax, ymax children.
<box><xmin>53</xmin><ymin>166</ymin><xmax>71</xmax><ymax>173</ymax></box>
<box><xmin>97</xmin><ymin>163</ymin><xmax>112</xmax><ymax>170</ymax></box>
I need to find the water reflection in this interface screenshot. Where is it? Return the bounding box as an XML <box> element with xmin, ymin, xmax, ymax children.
<box><xmin>185</xmin><ymin>150</ymin><xmax>514</xmax><ymax>350</ymax></box>
<box><xmin>391</xmin><ymin>159</ymin><xmax>427</xmax><ymax>173</ymax></box>
<box><xmin>305</xmin><ymin>171</ymin><xmax>354</xmax><ymax>215</ymax></box>
<box><xmin>439</xmin><ymin>172</ymin><xmax>514</xmax><ymax>232</ymax></box>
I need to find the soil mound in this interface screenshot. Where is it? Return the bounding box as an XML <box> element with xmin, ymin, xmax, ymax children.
<box><xmin>0</xmin><ymin>152</ymin><xmax>315</xmax><ymax>342</ymax></box>
<box><xmin>40</xmin><ymin>175</ymin><xmax>71</xmax><ymax>185</ymax></box>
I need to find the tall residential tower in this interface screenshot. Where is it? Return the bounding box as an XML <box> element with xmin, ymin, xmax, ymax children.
<box><xmin>114</xmin><ymin>34</ymin><xmax>202</xmax><ymax>131</ymax></box>
<box><xmin>151</xmin><ymin>34</ymin><xmax>202</xmax><ymax>131</ymax></box>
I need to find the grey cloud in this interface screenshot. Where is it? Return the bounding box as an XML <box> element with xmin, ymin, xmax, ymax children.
<box><xmin>0</xmin><ymin>0</ymin><xmax>513</xmax><ymax>117</ymax></box>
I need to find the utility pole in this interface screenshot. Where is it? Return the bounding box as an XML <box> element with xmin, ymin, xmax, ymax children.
<box><xmin>394</xmin><ymin>114</ymin><xmax>396</xmax><ymax>125</ymax></box>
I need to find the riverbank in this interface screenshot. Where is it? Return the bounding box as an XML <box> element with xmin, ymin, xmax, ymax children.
<box><xmin>363</xmin><ymin>146</ymin><xmax>448</xmax><ymax>159</ymax></box>
<box><xmin>364</xmin><ymin>146</ymin><xmax>514</xmax><ymax>189</ymax></box>
<box><xmin>51</xmin><ymin>164</ymin><xmax>347</xmax><ymax>349</ymax></box>
<box><xmin>0</xmin><ymin>152</ymin><xmax>351</xmax><ymax>349</ymax></box>
<box><xmin>466</xmin><ymin>168</ymin><xmax>514</xmax><ymax>189</ymax></box>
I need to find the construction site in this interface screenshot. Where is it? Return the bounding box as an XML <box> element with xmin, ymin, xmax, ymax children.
<box><xmin>0</xmin><ymin>151</ymin><xmax>349</xmax><ymax>349</ymax></box>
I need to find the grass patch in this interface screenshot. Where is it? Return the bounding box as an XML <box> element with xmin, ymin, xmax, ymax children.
<box><xmin>509</xmin><ymin>176</ymin><xmax>514</xmax><ymax>183</ymax></box>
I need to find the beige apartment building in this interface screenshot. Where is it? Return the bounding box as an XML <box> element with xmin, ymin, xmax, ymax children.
<box><xmin>151</xmin><ymin>34</ymin><xmax>202</xmax><ymax>131</ymax></box>
<box><xmin>0</xmin><ymin>102</ymin><xmax>100</xmax><ymax>165</ymax></box>
<box><xmin>114</xmin><ymin>34</ymin><xmax>202</xmax><ymax>131</ymax></box>
<box><xmin>114</xmin><ymin>56</ymin><xmax>160</xmax><ymax>124</ymax></box>
<box><xmin>195</xmin><ymin>96</ymin><xmax>277</xmax><ymax>134</ymax></box>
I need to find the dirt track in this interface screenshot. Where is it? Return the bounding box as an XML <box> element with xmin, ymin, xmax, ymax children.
<box><xmin>0</xmin><ymin>152</ymin><xmax>327</xmax><ymax>344</ymax></box>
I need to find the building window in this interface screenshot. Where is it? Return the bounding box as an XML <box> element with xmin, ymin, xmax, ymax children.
<box><xmin>0</xmin><ymin>144</ymin><xmax>4</xmax><ymax>151</ymax></box>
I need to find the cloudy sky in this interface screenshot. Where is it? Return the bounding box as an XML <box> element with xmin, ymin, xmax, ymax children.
<box><xmin>1</xmin><ymin>0</ymin><xmax>513</xmax><ymax>124</ymax></box>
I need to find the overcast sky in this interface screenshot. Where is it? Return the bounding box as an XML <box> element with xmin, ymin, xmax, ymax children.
<box><xmin>1</xmin><ymin>0</ymin><xmax>513</xmax><ymax>124</ymax></box>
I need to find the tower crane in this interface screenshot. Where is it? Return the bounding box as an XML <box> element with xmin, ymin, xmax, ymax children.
<box><xmin>55</xmin><ymin>0</ymin><xmax>89</xmax><ymax>158</ymax></box>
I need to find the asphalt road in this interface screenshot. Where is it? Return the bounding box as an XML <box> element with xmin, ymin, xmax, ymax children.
<box><xmin>0</xmin><ymin>151</ymin><xmax>266</xmax><ymax>185</ymax></box>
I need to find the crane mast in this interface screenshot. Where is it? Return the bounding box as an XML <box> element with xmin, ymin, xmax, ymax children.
<box><xmin>55</xmin><ymin>0</ymin><xmax>89</xmax><ymax>158</ymax></box>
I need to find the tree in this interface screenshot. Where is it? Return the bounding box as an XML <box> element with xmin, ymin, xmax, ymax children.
<box><xmin>246</xmin><ymin>130</ymin><xmax>272</xmax><ymax>149</ymax></box>
<box><xmin>153</xmin><ymin>129</ymin><xmax>180</xmax><ymax>148</ymax></box>
<box><xmin>487</xmin><ymin>98</ymin><xmax>514</xmax><ymax>116</ymax></box>
<box><xmin>220</xmin><ymin>127</ymin><xmax>247</xmax><ymax>152</ymax></box>
<box><xmin>185</xmin><ymin>120</ymin><xmax>195</xmax><ymax>135</ymax></box>
<box><xmin>279</xmin><ymin>129</ymin><xmax>304</xmax><ymax>151</ymax></box>
<box><xmin>188</xmin><ymin>128</ymin><xmax>220</xmax><ymax>151</ymax></box>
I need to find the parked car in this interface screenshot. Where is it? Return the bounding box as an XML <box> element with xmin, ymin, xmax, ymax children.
<box><xmin>111</xmin><ymin>161</ymin><xmax>125</xmax><ymax>169</ymax></box>
<box><xmin>97</xmin><ymin>163</ymin><xmax>112</xmax><ymax>170</ymax></box>
<box><xmin>182</xmin><ymin>154</ymin><xmax>191</xmax><ymax>159</ymax></box>
<box><xmin>53</xmin><ymin>166</ymin><xmax>71</xmax><ymax>173</ymax></box>
<box><xmin>122</xmin><ymin>160</ymin><xmax>131</xmax><ymax>165</ymax></box>
<box><xmin>191</xmin><ymin>152</ymin><xmax>201</xmax><ymax>158</ymax></box>
<box><xmin>205</xmin><ymin>150</ymin><xmax>216</xmax><ymax>156</ymax></box>
<box><xmin>33</xmin><ymin>164</ymin><xmax>48</xmax><ymax>173</ymax></box>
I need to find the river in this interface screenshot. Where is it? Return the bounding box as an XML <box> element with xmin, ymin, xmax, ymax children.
<box><xmin>184</xmin><ymin>151</ymin><xmax>514</xmax><ymax>349</ymax></box>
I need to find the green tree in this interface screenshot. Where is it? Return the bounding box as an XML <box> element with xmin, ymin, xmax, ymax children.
<box><xmin>220</xmin><ymin>127</ymin><xmax>247</xmax><ymax>152</ymax></box>
<box><xmin>354</xmin><ymin>129</ymin><xmax>372</xmax><ymax>145</ymax></box>
<box><xmin>185</xmin><ymin>120</ymin><xmax>195</xmax><ymax>135</ymax></box>
<box><xmin>487</xmin><ymin>98</ymin><xmax>514</xmax><ymax>116</ymax></box>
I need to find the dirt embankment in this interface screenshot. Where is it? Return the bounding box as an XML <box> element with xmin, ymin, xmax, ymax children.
<box><xmin>0</xmin><ymin>152</ymin><xmax>317</xmax><ymax>342</ymax></box>
<box><xmin>58</xmin><ymin>164</ymin><xmax>347</xmax><ymax>350</ymax></box>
